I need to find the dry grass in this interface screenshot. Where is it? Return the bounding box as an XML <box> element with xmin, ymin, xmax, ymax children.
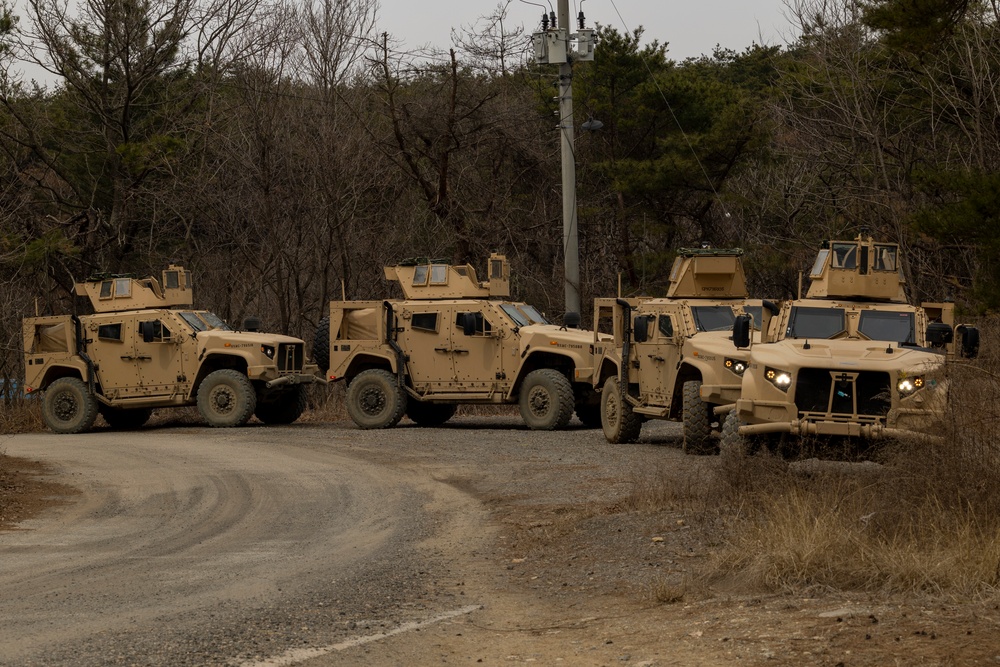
<box><xmin>0</xmin><ymin>399</ymin><xmax>43</xmax><ymax>434</ymax></box>
<box><xmin>710</xmin><ymin>319</ymin><xmax>1000</xmax><ymax>598</ymax></box>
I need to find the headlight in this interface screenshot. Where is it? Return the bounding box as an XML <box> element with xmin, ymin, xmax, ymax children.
<box><xmin>897</xmin><ymin>375</ymin><xmax>924</xmax><ymax>396</ymax></box>
<box><xmin>765</xmin><ymin>367</ymin><xmax>792</xmax><ymax>392</ymax></box>
<box><xmin>261</xmin><ymin>345</ymin><xmax>275</xmax><ymax>359</ymax></box>
<box><xmin>724</xmin><ymin>357</ymin><xmax>747</xmax><ymax>376</ymax></box>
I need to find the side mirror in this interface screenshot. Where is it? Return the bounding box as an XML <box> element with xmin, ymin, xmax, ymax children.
<box><xmin>958</xmin><ymin>325</ymin><xmax>980</xmax><ymax>359</ymax></box>
<box><xmin>140</xmin><ymin>320</ymin><xmax>158</xmax><ymax>343</ymax></box>
<box><xmin>632</xmin><ymin>315</ymin><xmax>650</xmax><ymax>343</ymax></box>
<box><xmin>563</xmin><ymin>311</ymin><xmax>581</xmax><ymax>329</ymax></box>
<box><xmin>925</xmin><ymin>322</ymin><xmax>954</xmax><ymax>347</ymax></box>
<box><xmin>732</xmin><ymin>314</ymin><xmax>752</xmax><ymax>349</ymax></box>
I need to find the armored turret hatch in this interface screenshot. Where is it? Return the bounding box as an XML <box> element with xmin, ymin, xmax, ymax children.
<box><xmin>74</xmin><ymin>264</ymin><xmax>194</xmax><ymax>313</ymax></box>
<box><xmin>385</xmin><ymin>253</ymin><xmax>511</xmax><ymax>300</ymax></box>
<box><xmin>665</xmin><ymin>248</ymin><xmax>748</xmax><ymax>299</ymax></box>
<box><xmin>806</xmin><ymin>237</ymin><xmax>907</xmax><ymax>303</ymax></box>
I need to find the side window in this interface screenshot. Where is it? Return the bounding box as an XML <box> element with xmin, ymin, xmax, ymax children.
<box><xmin>98</xmin><ymin>323</ymin><xmax>123</xmax><ymax>342</ymax></box>
<box><xmin>658</xmin><ymin>315</ymin><xmax>673</xmax><ymax>338</ymax></box>
<box><xmin>412</xmin><ymin>265</ymin><xmax>429</xmax><ymax>286</ymax></box>
<box><xmin>411</xmin><ymin>312</ymin><xmax>439</xmax><ymax>332</ymax></box>
<box><xmin>456</xmin><ymin>312</ymin><xmax>492</xmax><ymax>335</ymax></box>
<box><xmin>99</xmin><ymin>281</ymin><xmax>113</xmax><ymax>299</ymax></box>
<box><xmin>114</xmin><ymin>278</ymin><xmax>132</xmax><ymax>298</ymax></box>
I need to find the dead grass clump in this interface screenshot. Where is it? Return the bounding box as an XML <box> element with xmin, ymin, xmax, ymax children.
<box><xmin>0</xmin><ymin>399</ymin><xmax>43</xmax><ymax>434</ymax></box>
<box><xmin>299</xmin><ymin>383</ymin><xmax>346</xmax><ymax>423</ymax></box>
<box><xmin>620</xmin><ymin>464</ymin><xmax>711</xmax><ymax>513</ymax></box>
<box><xmin>710</xmin><ymin>324</ymin><xmax>1000</xmax><ymax>598</ymax></box>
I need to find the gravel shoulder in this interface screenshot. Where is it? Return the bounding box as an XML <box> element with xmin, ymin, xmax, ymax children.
<box><xmin>2</xmin><ymin>417</ymin><xmax>999</xmax><ymax>666</ymax></box>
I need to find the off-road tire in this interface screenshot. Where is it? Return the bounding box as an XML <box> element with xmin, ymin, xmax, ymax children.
<box><xmin>313</xmin><ymin>316</ymin><xmax>330</xmax><ymax>374</ymax></box>
<box><xmin>406</xmin><ymin>401</ymin><xmax>457</xmax><ymax>426</ymax></box>
<box><xmin>99</xmin><ymin>405</ymin><xmax>153</xmax><ymax>430</ymax></box>
<box><xmin>197</xmin><ymin>369</ymin><xmax>257</xmax><ymax>428</ymax></box>
<box><xmin>719</xmin><ymin>410</ymin><xmax>746</xmax><ymax>460</ymax></box>
<box><xmin>254</xmin><ymin>385</ymin><xmax>307</xmax><ymax>425</ymax></box>
<box><xmin>682</xmin><ymin>380</ymin><xmax>713</xmax><ymax>455</ymax></box>
<box><xmin>601</xmin><ymin>376</ymin><xmax>642</xmax><ymax>444</ymax></box>
<box><xmin>574</xmin><ymin>385</ymin><xmax>603</xmax><ymax>428</ymax></box>
<box><xmin>518</xmin><ymin>369</ymin><xmax>574</xmax><ymax>430</ymax></box>
<box><xmin>42</xmin><ymin>377</ymin><xmax>99</xmax><ymax>434</ymax></box>
<box><xmin>346</xmin><ymin>369</ymin><xmax>407</xmax><ymax>429</ymax></box>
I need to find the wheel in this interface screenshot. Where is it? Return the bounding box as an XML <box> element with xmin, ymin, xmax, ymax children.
<box><xmin>719</xmin><ymin>409</ymin><xmax>747</xmax><ymax>460</ymax></box>
<box><xmin>99</xmin><ymin>405</ymin><xmax>153</xmax><ymax>430</ymax></box>
<box><xmin>574</xmin><ymin>385</ymin><xmax>603</xmax><ymax>428</ymax></box>
<box><xmin>254</xmin><ymin>385</ymin><xmax>307</xmax><ymax>425</ymax></box>
<box><xmin>197</xmin><ymin>369</ymin><xmax>257</xmax><ymax>427</ymax></box>
<box><xmin>313</xmin><ymin>316</ymin><xmax>330</xmax><ymax>374</ymax></box>
<box><xmin>601</xmin><ymin>376</ymin><xmax>642</xmax><ymax>444</ymax></box>
<box><xmin>682</xmin><ymin>380</ymin><xmax>713</xmax><ymax>454</ymax></box>
<box><xmin>406</xmin><ymin>401</ymin><xmax>457</xmax><ymax>426</ymax></box>
<box><xmin>346</xmin><ymin>369</ymin><xmax>407</xmax><ymax>429</ymax></box>
<box><xmin>42</xmin><ymin>377</ymin><xmax>99</xmax><ymax>434</ymax></box>
<box><xmin>518</xmin><ymin>369</ymin><xmax>574</xmax><ymax>430</ymax></box>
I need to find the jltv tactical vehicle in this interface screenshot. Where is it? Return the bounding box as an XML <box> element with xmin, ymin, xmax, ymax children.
<box><xmin>313</xmin><ymin>254</ymin><xmax>602</xmax><ymax>430</ymax></box>
<box><xmin>593</xmin><ymin>248</ymin><xmax>767</xmax><ymax>451</ymax></box>
<box><xmin>721</xmin><ymin>236</ymin><xmax>979</xmax><ymax>455</ymax></box>
<box><xmin>24</xmin><ymin>266</ymin><xmax>322</xmax><ymax>433</ymax></box>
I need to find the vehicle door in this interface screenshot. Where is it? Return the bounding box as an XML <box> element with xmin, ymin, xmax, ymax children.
<box><xmin>134</xmin><ymin>312</ymin><xmax>187</xmax><ymax>396</ymax></box>
<box><xmin>397</xmin><ymin>305</ymin><xmax>456</xmax><ymax>393</ymax></box>
<box><xmin>631</xmin><ymin>307</ymin><xmax>683</xmax><ymax>407</ymax></box>
<box><xmin>86</xmin><ymin>316</ymin><xmax>143</xmax><ymax>398</ymax></box>
<box><xmin>451</xmin><ymin>305</ymin><xmax>506</xmax><ymax>393</ymax></box>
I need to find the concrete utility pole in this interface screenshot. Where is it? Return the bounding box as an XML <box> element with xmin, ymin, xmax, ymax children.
<box><xmin>532</xmin><ymin>1</ymin><xmax>594</xmax><ymax>316</ymax></box>
<box><xmin>557</xmin><ymin>0</ymin><xmax>580</xmax><ymax>315</ymax></box>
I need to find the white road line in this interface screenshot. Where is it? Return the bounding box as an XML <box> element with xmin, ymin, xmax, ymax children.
<box><xmin>240</xmin><ymin>604</ymin><xmax>482</xmax><ymax>667</ymax></box>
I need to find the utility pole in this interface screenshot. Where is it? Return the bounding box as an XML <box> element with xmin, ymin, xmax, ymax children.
<box><xmin>532</xmin><ymin>1</ymin><xmax>594</xmax><ymax>315</ymax></box>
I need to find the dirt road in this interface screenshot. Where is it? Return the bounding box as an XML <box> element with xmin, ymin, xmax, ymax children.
<box><xmin>3</xmin><ymin>418</ymin><xmax>999</xmax><ymax>666</ymax></box>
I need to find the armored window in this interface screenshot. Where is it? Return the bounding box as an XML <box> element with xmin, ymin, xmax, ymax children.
<box><xmin>690</xmin><ymin>306</ymin><xmax>736</xmax><ymax>332</ymax></box>
<box><xmin>873</xmin><ymin>245</ymin><xmax>898</xmax><ymax>272</ymax></box>
<box><xmin>412</xmin><ymin>265</ymin><xmax>429</xmax><ymax>285</ymax></box>
<box><xmin>164</xmin><ymin>271</ymin><xmax>179</xmax><ymax>289</ymax></box>
<box><xmin>114</xmin><ymin>278</ymin><xmax>132</xmax><ymax>298</ymax></box>
<box><xmin>519</xmin><ymin>304</ymin><xmax>548</xmax><ymax>325</ymax></box>
<box><xmin>179</xmin><ymin>312</ymin><xmax>208</xmax><ymax>332</ymax></box>
<box><xmin>97</xmin><ymin>323</ymin><xmax>123</xmax><ymax>341</ymax></box>
<box><xmin>99</xmin><ymin>281</ymin><xmax>113</xmax><ymax>299</ymax></box>
<box><xmin>830</xmin><ymin>243</ymin><xmax>857</xmax><ymax>269</ymax></box>
<box><xmin>456</xmin><ymin>312</ymin><xmax>491</xmax><ymax>335</ymax></box>
<box><xmin>668</xmin><ymin>256</ymin><xmax>683</xmax><ymax>282</ymax></box>
<box><xmin>810</xmin><ymin>249</ymin><xmax>830</xmax><ymax>278</ymax></box>
<box><xmin>658</xmin><ymin>315</ymin><xmax>674</xmax><ymax>337</ymax></box>
<box><xmin>411</xmin><ymin>312</ymin><xmax>438</xmax><ymax>332</ymax></box>
<box><xmin>859</xmin><ymin>310</ymin><xmax>915</xmax><ymax>344</ymax></box>
<box><xmin>787</xmin><ymin>306</ymin><xmax>845</xmax><ymax>339</ymax></box>
<box><xmin>501</xmin><ymin>304</ymin><xmax>530</xmax><ymax>326</ymax></box>
<box><xmin>429</xmin><ymin>265</ymin><xmax>448</xmax><ymax>285</ymax></box>
<box><xmin>491</xmin><ymin>259</ymin><xmax>504</xmax><ymax>279</ymax></box>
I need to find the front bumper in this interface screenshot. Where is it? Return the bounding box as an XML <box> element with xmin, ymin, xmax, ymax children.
<box><xmin>735</xmin><ymin>398</ymin><xmax>940</xmax><ymax>439</ymax></box>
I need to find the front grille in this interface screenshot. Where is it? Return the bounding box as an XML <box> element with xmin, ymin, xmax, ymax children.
<box><xmin>277</xmin><ymin>343</ymin><xmax>304</xmax><ymax>372</ymax></box>
<box><xmin>794</xmin><ymin>368</ymin><xmax>891</xmax><ymax>417</ymax></box>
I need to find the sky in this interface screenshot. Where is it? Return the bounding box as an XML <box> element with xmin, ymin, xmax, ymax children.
<box><xmin>375</xmin><ymin>0</ymin><xmax>798</xmax><ymax>60</ymax></box>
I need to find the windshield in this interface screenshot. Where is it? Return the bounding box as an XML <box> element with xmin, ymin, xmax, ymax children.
<box><xmin>500</xmin><ymin>304</ymin><xmax>530</xmax><ymax>327</ymax></box>
<box><xmin>690</xmin><ymin>306</ymin><xmax>736</xmax><ymax>332</ymax></box>
<box><xmin>179</xmin><ymin>312</ymin><xmax>208</xmax><ymax>332</ymax></box>
<box><xmin>787</xmin><ymin>306</ymin><xmax>845</xmax><ymax>339</ymax></box>
<box><xmin>199</xmin><ymin>312</ymin><xmax>231</xmax><ymax>330</ymax></box>
<box><xmin>518</xmin><ymin>305</ymin><xmax>549</xmax><ymax>325</ymax></box>
<box><xmin>744</xmin><ymin>306</ymin><xmax>763</xmax><ymax>330</ymax></box>
<box><xmin>858</xmin><ymin>310</ymin><xmax>915</xmax><ymax>344</ymax></box>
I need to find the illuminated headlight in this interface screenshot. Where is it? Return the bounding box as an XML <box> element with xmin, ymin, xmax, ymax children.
<box><xmin>261</xmin><ymin>345</ymin><xmax>275</xmax><ymax>359</ymax></box>
<box><xmin>725</xmin><ymin>357</ymin><xmax>747</xmax><ymax>376</ymax></box>
<box><xmin>897</xmin><ymin>375</ymin><xmax>925</xmax><ymax>396</ymax></box>
<box><xmin>764</xmin><ymin>367</ymin><xmax>792</xmax><ymax>392</ymax></box>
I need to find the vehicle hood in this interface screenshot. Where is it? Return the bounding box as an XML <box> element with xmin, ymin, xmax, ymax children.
<box><xmin>753</xmin><ymin>339</ymin><xmax>945</xmax><ymax>373</ymax></box>
<box><xmin>197</xmin><ymin>331</ymin><xmax>304</xmax><ymax>346</ymax></box>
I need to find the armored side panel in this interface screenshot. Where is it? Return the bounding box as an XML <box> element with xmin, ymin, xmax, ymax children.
<box><xmin>665</xmin><ymin>248</ymin><xmax>748</xmax><ymax>299</ymax></box>
<box><xmin>806</xmin><ymin>237</ymin><xmax>907</xmax><ymax>303</ymax></box>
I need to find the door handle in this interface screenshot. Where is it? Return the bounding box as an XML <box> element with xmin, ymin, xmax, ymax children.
<box><xmin>120</xmin><ymin>355</ymin><xmax>135</xmax><ymax>361</ymax></box>
<box><xmin>453</xmin><ymin>348</ymin><xmax>469</xmax><ymax>354</ymax></box>
<box><xmin>136</xmin><ymin>355</ymin><xmax>152</xmax><ymax>361</ymax></box>
<box><xmin>647</xmin><ymin>355</ymin><xmax>665</xmax><ymax>362</ymax></box>
<box><xmin>434</xmin><ymin>347</ymin><xmax>449</xmax><ymax>353</ymax></box>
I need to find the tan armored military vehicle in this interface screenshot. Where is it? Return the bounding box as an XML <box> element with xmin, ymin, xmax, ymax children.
<box><xmin>24</xmin><ymin>266</ymin><xmax>322</xmax><ymax>433</ymax></box>
<box><xmin>314</xmin><ymin>254</ymin><xmax>602</xmax><ymax>430</ymax></box>
<box><xmin>593</xmin><ymin>248</ymin><xmax>769</xmax><ymax>451</ymax></box>
<box><xmin>721</xmin><ymin>236</ymin><xmax>980</xmax><ymax>456</ymax></box>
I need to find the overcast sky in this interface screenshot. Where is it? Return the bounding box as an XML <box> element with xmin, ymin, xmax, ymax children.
<box><xmin>376</xmin><ymin>0</ymin><xmax>798</xmax><ymax>60</ymax></box>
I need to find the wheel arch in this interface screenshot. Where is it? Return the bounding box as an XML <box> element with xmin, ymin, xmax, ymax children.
<box><xmin>343</xmin><ymin>354</ymin><xmax>396</xmax><ymax>385</ymax></box>
<box><xmin>670</xmin><ymin>362</ymin><xmax>705</xmax><ymax>419</ymax></box>
<box><xmin>192</xmin><ymin>354</ymin><xmax>250</xmax><ymax>396</ymax></box>
<box><xmin>512</xmin><ymin>351</ymin><xmax>575</xmax><ymax>395</ymax></box>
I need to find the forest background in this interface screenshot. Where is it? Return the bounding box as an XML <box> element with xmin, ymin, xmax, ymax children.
<box><xmin>1</xmin><ymin>0</ymin><xmax>997</xmax><ymax>388</ymax></box>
